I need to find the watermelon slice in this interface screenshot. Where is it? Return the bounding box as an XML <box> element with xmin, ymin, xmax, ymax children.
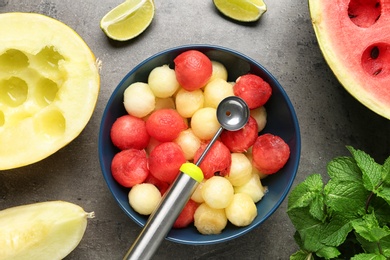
<box><xmin>309</xmin><ymin>0</ymin><xmax>390</xmax><ymax>119</ymax></box>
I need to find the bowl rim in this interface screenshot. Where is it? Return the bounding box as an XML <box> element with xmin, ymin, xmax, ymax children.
<box><xmin>98</xmin><ymin>44</ymin><xmax>301</xmax><ymax>245</ymax></box>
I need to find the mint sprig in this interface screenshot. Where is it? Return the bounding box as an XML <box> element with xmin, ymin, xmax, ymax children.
<box><xmin>288</xmin><ymin>146</ymin><xmax>390</xmax><ymax>259</ymax></box>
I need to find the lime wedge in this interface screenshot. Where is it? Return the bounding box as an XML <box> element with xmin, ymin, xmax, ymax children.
<box><xmin>213</xmin><ymin>0</ymin><xmax>267</xmax><ymax>22</ymax></box>
<box><xmin>100</xmin><ymin>0</ymin><xmax>155</xmax><ymax>41</ymax></box>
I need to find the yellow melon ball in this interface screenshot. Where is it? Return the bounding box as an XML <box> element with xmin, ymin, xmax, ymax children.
<box><xmin>191</xmin><ymin>180</ymin><xmax>205</xmax><ymax>203</ymax></box>
<box><xmin>175</xmin><ymin>88</ymin><xmax>204</xmax><ymax>118</ymax></box>
<box><xmin>225</xmin><ymin>193</ymin><xmax>257</xmax><ymax>227</ymax></box>
<box><xmin>225</xmin><ymin>153</ymin><xmax>252</xmax><ymax>186</ymax></box>
<box><xmin>194</xmin><ymin>203</ymin><xmax>227</xmax><ymax>235</ymax></box>
<box><xmin>250</xmin><ymin>106</ymin><xmax>267</xmax><ymax>132</ymax></box>
<box><xmin>208</xmin><ymin>60</ymin><xmax>228</xmax><ymax>82</ymax></box>
<box><xmin>202</xmin><ymin>176</ymin><xmax>234</xmax><ymax>209</ymax></box>
<box><xmin>191</xmin><ymin>107</ymin><xmax>220</xmax><ymax>140</ymax></box>
<box><xmin>203</xmin><ymin>78</ymin><xmax>234</xmax><ymax>108</ymax></box>
<box><xmin>148</xmin><ymin>64</ymin><xmax>180</xmax><ymax>98</ymax></box>
<box><xmin>128</xmin><ymin>183</ymin><xmax>161</xmax><ymax>215</ymax></box>
<box><xmin>124</xmin><ymin>82</ymin><xmax>155</xmax><ymax>118</ymax></box>
<box><xmin>234</xmin><ymin>173</ymin><xmax>267</xmax><ymax>203</ymax></box>
<box><xmin>174</xmin><ymin>128</ymin><xmax>201</xmax><ymax>160</ymax></box>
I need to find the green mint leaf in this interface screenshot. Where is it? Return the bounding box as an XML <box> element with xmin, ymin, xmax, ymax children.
<box><xmin>288</xmin><ymin>146</ymin><xmax>390</xmax><ymax>260</ymax></box>
<box><xmin>315</xmin><ymin>246</ymin><xmax>340</xmax><ymax>259</ymax></box>
<box><xmin>288</xmin><ymin>174</ymin><xmax>323</xmax><ymax>211</ymax></box>
<box><xmin>382</xmin><ymin>156</ymin><xmax>390</xmax><ymax>185</ymax></box>
<box><xmin>347</xmin><ymin>146</ymin><xmax>382</xmax><ymax>192</ymax></box>
<box><xmin>320</xmin><ymin>213</ymin><xmax>354</xmax><ymax>247</ymax></box>
<box><xmin>327</xmin><ymin>156</ymin><xmax>362</xmax><ymax>182</ymax></box>
<box><xmin>310</xmin><ymin>193</ymin><xmax>326</xmax><ymax>222</ymax></box>
<box><xmin>356</xmin><ymin>227</ymin><xmax>390</xmax><ymax>257</ymax></box>
<box><xmin>357</xmin><ymin>233</ymin><xmax>390</xmax><ymax>258</ymax></box>
<box><xmin>287</xmin><ymin>207</ymin><xmax>325</xmax><ymax>252</ymax></box>
<box><xmin>377</xmin><ymin>155</ymin><xmax>390</xmax><ymax>205</ymax></box>
<box><xmin>290</xmin><ymin>250</ymin><xmax>315</xmax><ymax>260</ymax></box>
<box><xmin>355</xmin><ymin>230</ymin><xmax>390</xmax><ymax>256</ymax></box>
<box><xmin>352</xmin><ymin>213</ymin><xmax>390</xmax><ymax>242</ymax></box>
<box><xmin>351</xmin><ymin>253</ymin><xmax>387</xmax><ymax>260</ymax></box>
<box><xmin>293</xmin><ymin>231</ymin><xmax>304</xmax><ymax>248</ymax></box>
<box><xmin>324</xmin><ymin>178</ymin><xmax>369</xmax><ymax>217</ymax></box>
<box><xmin>371</xmin><ymin>196</ymin><xmax>390</xmax><ymax>226</ymax></box>
<box><xmin>376</xmin><ymin>185</ymin><xmax>390</xmax><ymax>206</ymax></box>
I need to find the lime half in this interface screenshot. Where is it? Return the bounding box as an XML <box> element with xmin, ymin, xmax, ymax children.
<box><xmin>213</xmin><ymin>0</ymin><xmax>267</xmax><ymax>22</ymax></box>
<box><xmin>100</xmin><ymin>0</ymin><xmax>155</xmax><ymax>41</ymax></box>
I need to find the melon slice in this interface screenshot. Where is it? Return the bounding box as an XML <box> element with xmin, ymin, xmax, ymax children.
<box><xmin>0</xmin><ymin>201</ymin><xmax>94</xmax><ymax>260</ymax></box>
<box><xmin>309</xmin><ymin>0</ymin><xmax>390</xmax><ymax>119</ymax></box>
<box><xmin>0</xmin><ymin>13</ymin><xmax>100</xmax><ymax>170</ymax></box>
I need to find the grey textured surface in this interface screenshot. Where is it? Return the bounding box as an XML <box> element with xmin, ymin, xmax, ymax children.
<box><xmin>1</xmin><ymin>0</ymin><xmax>390</xmax><ymax>259</ymax></box>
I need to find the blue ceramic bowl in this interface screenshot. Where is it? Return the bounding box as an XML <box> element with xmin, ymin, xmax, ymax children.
<box><xmin>99</xmin><ymin>45</ymin><xmax>301</xmax><ymax>245</ymax></box>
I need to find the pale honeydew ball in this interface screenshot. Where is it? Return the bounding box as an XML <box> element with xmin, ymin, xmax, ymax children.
<box><xmin>194</xmin><ymin>203</ymin><xmax>228</xmax><ymax>235</ymax></box>
<box><xmin>124</xmin><ymin>82</ymin><xmax>155</xmax><ymax>118</ymax></box>
<box><xmin>148</xmin><ymin>65</ymin><xmax>180</xmax><ymax>98</ymax></box>
<box><xmin>154</xmin><ymin>97</ymin><xmax>176</xmax><ymax>111</ymax></box>
<box><xmin>202</xmin><ymin>176</ymin><xmax>234</xmax><ymax>209</ymax></box>
<box><xmin>174</xmin><ymin>128</ymin><xmax>201</xmax><ymax>160</ymax></box>
<box><xmin>175</xmin><ymin>88</ymin><xmax>204</xmax><ymax>118</ymax></box>
<box><xmin>203</xmin><ymin>78</ymin><xmax>234</xmax><ymax>108</ymax></box>
<box><xmin>250</xmin><ymin>106</ymin><xmax>267</xmax><ymax>132</ymax></box>
<box><xmin>191</xmin><ymin>107</ymin><xmax>220</xmax><ymax>140</ymax></box>
<box><xmin>225</xmin><ymin>153</ymin><xmax>252</xmax><ymax>187</ymax></box>
<box><xmin>245</xmin><ymin>150</ymin><xmax>268</xmax><ymax>179</ymax></box>
<box><xmin>191</xmin><ymin>180</ymin><xmax>205</xmax><ymax>203</ymax></box>
<box><xmin>208</xmin><ymin>61</ymin><xmax>228</xmax><ymax>82</ymax></box>
<box><xmin>128</xmin><ymin>183</ymin><xmax>162</xmax><ymax>215</ymax></box>
<box><xmin>225</xmin><ymin>193</ymin><xmax>257</xmax><ymax>227</ymax></box>
<box><xmin>234</xmin><ymin>173</ymin><xmax>267</xmax><ymax>203</ymax></box>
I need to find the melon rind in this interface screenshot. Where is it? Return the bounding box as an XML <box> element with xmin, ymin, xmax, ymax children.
<box><xmin>0</xmin><ymin>13</ymin><xmax>100</xmax><ymax>170</ymax></box>
<box><xmin>309</xmin><ymin>0</ymin><xmax>390</xmax><ymax>120</ymax></box>
<box><xmin>0</xmin><ymin>201</ymin><xmax>94</xmax><ymax>260</ymax></box>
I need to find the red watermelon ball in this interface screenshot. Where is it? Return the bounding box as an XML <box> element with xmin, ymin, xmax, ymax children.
<box><xmin>110</xmin><ymin>114</ymin><xmax>150</xmax><ymax>150</ymax></box>
<box><xmin>144</xmin><ymin>174</ymin><xmax>170</xmax><ymax>196</ymax></box>
<box><xmin>173</xmin><ymin>199</ymin><xmax>199</xmax><ymax>229</ymax></box>
<box><xmin>233</xmin><ymin>74</ymin><xmax>272</xmax><ymax>109</ymax></box>
<box><xmin>220</xmin><ymin>116</ymin><xmax>259</xmax><ymax>153</ymax></box>
<box><xmin>252</xmin><ymin>133</ymin><xmax>290</xmax><ymax>175</ymax></box>
<box><xmin>149</xmin><ymin>142</ymin><xmax>187</xmax><ymax>184</ymax></box>
<box><xmin>174</xmin><ymin>50</ymin><xmax>212</xmax><ymax>91</ymax></box>
<box><xmin>146</xmin><ymin>109</ymin><xmax>188</xmax><ymax>142</ymax></box>
<box><xmin>193</xmin><ymin>140</ymin><xmax>231</xmax><ymax>179</ymax></box>
<box><xmin>111</xmin><ymin>149</ymin><xmax>149</xmax><ymax>188</ymax></box>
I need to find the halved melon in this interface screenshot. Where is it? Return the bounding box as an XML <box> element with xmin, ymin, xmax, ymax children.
<box><xmin>309</xmin><ymin>0</ymin><xmax>390</xmax><ymax>119</ymax></box>
<box><xmin>0</xmin><ymin>13</ymin><xmax>100</xmax><ymax>170</ymax></box>
<box><xmin>0</xmin><ymin>201</ymin><xmax>94</xmax><ymax>260</ymax></box>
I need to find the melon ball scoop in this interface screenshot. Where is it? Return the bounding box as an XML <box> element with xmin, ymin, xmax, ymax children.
<box><xmin>124</xmin><ymin>96</ymin><xmax>250</xmax><ymax>260</ymax></box>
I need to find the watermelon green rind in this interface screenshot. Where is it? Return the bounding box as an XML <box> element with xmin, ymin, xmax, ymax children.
<box><xmin>309</xmin><ymin>0</ymin><xmax>390</xmax><ymax>120</ymax></box>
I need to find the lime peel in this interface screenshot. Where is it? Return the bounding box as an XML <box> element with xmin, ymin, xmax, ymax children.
<box><xmin>213</xmin><ymin>0</ymin><xmax>267</xmax><ymax>22</ymax></box>
<box><xmin>100</xmin><ymin>0</ymin><xmax>147</xmax><ymax>28</ymax></box>
<box><xmin>100</xmin><ymin>0</ymin><xmax>155</xmax><ymax>41</ymax></box>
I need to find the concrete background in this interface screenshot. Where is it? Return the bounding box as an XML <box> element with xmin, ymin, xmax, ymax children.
<box><xmin>1</xmin><ymin>0</ymin><xmax>389</xmax><ymax>259</ymax></box>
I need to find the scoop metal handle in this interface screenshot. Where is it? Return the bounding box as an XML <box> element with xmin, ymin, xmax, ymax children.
<box><xmin>123</xmin><ymin>145</ymin><xmax>214</xmax><ymax>260</ymax></box>
<box><xmin>123</xmin><ymin>164</ymin><xmax>202</xmax><ymax>260</ymax></box>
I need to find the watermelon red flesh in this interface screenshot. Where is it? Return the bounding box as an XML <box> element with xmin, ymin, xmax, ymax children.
<box><xmin>309</xmin><ymin>0</ymin><xmax>390</xmax><ymax>119</ymax></box>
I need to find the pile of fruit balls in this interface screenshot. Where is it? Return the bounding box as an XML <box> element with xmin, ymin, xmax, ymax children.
<box><xmin>110</xmin><ymin>50</ymin><xmax>290</xmax><ymax>235</ymax></box>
